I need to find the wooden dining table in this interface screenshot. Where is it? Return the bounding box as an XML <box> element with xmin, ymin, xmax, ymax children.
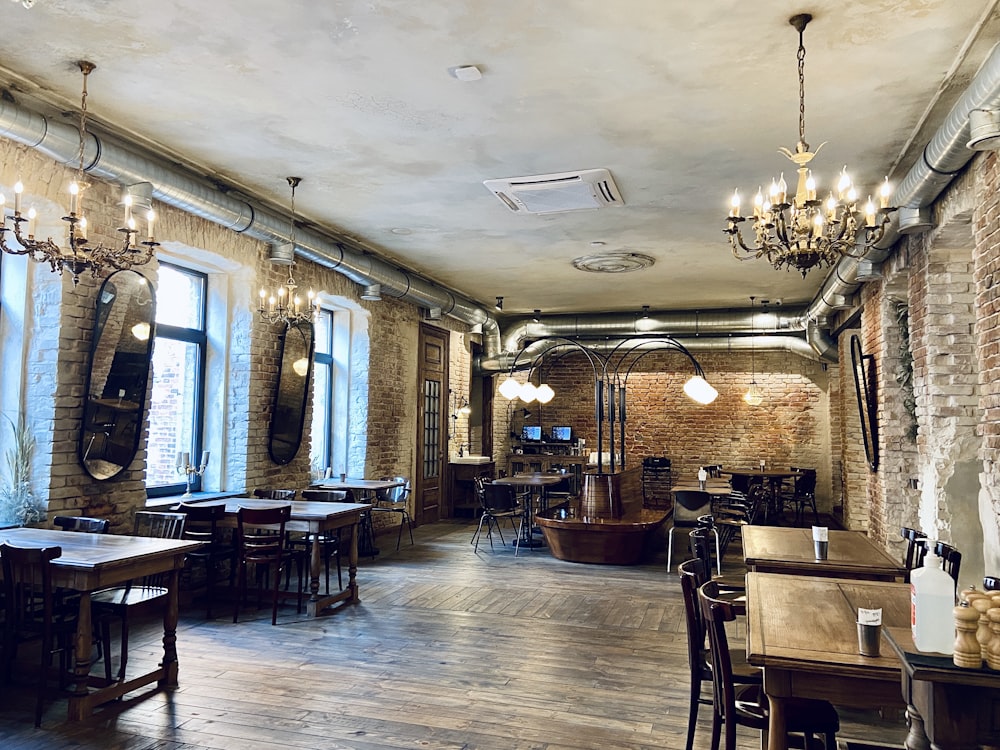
<box><xmin>310</xmin><ymin>477</ymin><xmax>403</xmax><ymax>557</ymax></box>
<box><xmin>209</xmin><ymin>498</ymin><xmax>370</xmax><ymax>617</ymax></box>
<box><xmin>0</xmin><ymin>526</ymin><xmax>201</xmax><ymax>720</ymax></box>
<box><xmin>743</xmin><ymin>525</ymin><xmax>906</xmax><ymax>581</ymax></box>
<box><xmin>745</xmin><ymin>572</ymin><xmax>910</xmax><ymax>750</ymax></box>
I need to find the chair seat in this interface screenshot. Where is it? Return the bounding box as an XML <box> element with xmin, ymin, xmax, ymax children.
<box><xmin>733</xmin><ymin>684</ymin><xmax>840</xmax><ymax>733</ymax></box>
<box><xmin>92</xmin><ymin>585</ymin><xmax>168</xmax><ymax>608</ymax></box>
<box><xmin>698</xmin><ymin>648</ymin><xmax>762</xmax><ymax>683</ymax></box>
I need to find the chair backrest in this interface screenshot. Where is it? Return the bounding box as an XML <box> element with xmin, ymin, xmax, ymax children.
<box><xmin>301</xmin><ymin>489</ymin><xmax>353</xmax><ymax>502</ymax></box>
<box><xmin>176</xmin><ymin>501</ymin><xmax>226</xmax><ymax>546</ymax></box>
<box><xmin>1</xmin><ymin>543</ymin><xmax>62</xmax><ymax>632</ymax></box>
<box><xmin>911</xmin><ymin>538</ymin><xmax>962</xmax><ymax>588</ymax></box>
<box><xmin>133</xmin><ymin>511</ymin><xmax>187</xmax><ymax>539</ymax></box>
<box><xmin>252</xmin><ymin>488</ymin><xmax>296</xmax><ymax>501</ymax></box>
<box><xmin>900</xmin><ymin>526</ymin><xmax>927</xmax><ymax>570</ymax></box>
<box><xmin>698</xmin><ymin>580</ymin><xmax>740</xmax><ymax>744</ymax></box>
<box><xmin>482</xmin><ymin>482</ymin><xmax>518</xmax><ymax>513</ymax></box>
<box><xmin>377</xmin><ymin>477</ymin><xmax>410</xmax><ymax>504</ymax></box>
<box><xmin>678</xmin><ymin>558</ymin><xmax>710</xmax><ymax>674</ymax></box>
<box><xmin>53</xmin><ymin>515</ymin><xmax>109</xmax><ymax>533</ymax></box>
<box><xmin>236</xmin><ymin>504</ymin><xmax>291</xmax><ymax>562</ymax></box>
<box><xmin>689</xmin><ymin>526</ymin><xmax>716</xmax><ymax>578</ymax></box>
<box><xmin>702</xmin><ymin>464</ymin><xmax>723</xmax><ymax>478</ymax></box>
<box><xmin>984</xmin><ymin>576</ymin><xmax>1000</xmax><ymax>592</ymax></box>
<box><xmin>673</xmin><ymin>490</ymin><xmax>712</xmax><ymax>527</ymax></box>
<box><xmin>793</xmin><ymin>469</ymin><xmax>817</xmax><ymax>496</ymax></box>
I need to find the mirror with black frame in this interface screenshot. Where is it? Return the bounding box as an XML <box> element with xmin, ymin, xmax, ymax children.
<box><xmin>850</xmin><ymin>334</ymin><xmax>879</xmax><ymax>472</ymax></box>
<box><xmin>268</xmin><ymin>320</ymin><xmax>315</xmax><ymax>464</ymax></box>
<box><xmin>80</xmin><ymin>270</ymin><xmax>156</xmax><ymax>480</ymax></box>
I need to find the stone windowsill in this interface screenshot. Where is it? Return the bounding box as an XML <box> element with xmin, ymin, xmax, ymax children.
<box><xmin>145</xmin><ymin>490</ymin><xmax>245</xmax><ymax>508</ymax></box>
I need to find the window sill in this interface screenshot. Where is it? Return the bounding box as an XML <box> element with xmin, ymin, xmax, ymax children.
<box><xmin>145</xmin><ymin>490</ymin><xmax>245</xmax><ymax>508</ymax></box>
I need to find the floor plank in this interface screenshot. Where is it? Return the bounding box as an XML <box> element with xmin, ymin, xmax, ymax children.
<box><xmin>0</xmin><ymin>520</ymin><xmax>906</xmax><ymax>749</ymax></box>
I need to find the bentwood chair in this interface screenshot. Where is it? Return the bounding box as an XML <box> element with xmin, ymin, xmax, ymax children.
<box><xmin>53</xmin><ymin>515</ymin><xmax>110</xmax><ymax>533</ymax></box>
<box><xmin>699</xmin><ymin>580</ymin><xmax>840</xmax><ymax>750</ymax></box>
<box><xmin>91</xmin><ymin>511</ymin><xmax>187</xmax><ymax>683</ymax></box>
<box><xmin>900</xmin><ymin>526</ymin><xmax>927</xmax><ymax>579</ymax></box>
<box><xmin>667</xmin><ymin>490</ymin><xmax>718</xmax><ymax>574</ymax></box>
<box><xmin>788</xmin><ymin>468</ymin><xmax>818</xmax><ymax>527</ymax></box>
<box><xmin>678</xmin><ymin>558</ymin><xmax>760</xmax><ymax>750</ymax></box>
<box><xmin>985</xmin><ymin>575</ymin><xmax>1000</xmax><ymax>591</ymax></box>
<box><xmin>689</xmin><ymin>526</ymin><xmax>746</xmax><ymax>592</ymax></box>
<box><xmin>371</xmin><ymin>476</ymin><xmax>414</xmax><ymax>551</ymax></box>
<box><xmin>175</xmin><ymin>501</ymin><xmax>235</xmax><ymax>618</ymax></box>
<box><xmin>1</xmin><ymin>543</ymin><xmax>77</xmax><ymax>726</ymax></box>
<box><xmin>915</xmin><ymin>539</ymin><xmax>963</xmax><ymax>591</ymax></box>
<box><xmin>233</xmin><ymin>504</ymin><xmax>302</xmax><ymax>625</ymax></box>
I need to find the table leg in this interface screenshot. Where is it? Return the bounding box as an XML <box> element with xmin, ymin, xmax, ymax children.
<box><xmin>159</xmin><ymin>568</ymin><xmax>180</xmax><ymax>688</ymax></box>
<box><xmin>903</xmin><ymin>704</ymin><xmax>932</xmax><ymax>750</ymax></box>
<box><xmin>69</xmin><ymin>591</ymin><xmax>94</xmax><ymax>713</ymax></box>
<box><xmin>767</xmin><ymin>694</ymin><xmax>788</xmax><ymax>750</ymax></box>
<box><xmin>308</xmin><ymin>532</ymin><xmax>322</xmax><ymax>603</ymax></box>
<box><xmin>347</xmin><ymin>520</ymin><xmax>360</xmax><ymax>604</ymax></box>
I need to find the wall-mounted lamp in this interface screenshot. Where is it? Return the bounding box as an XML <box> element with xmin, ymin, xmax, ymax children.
<box><xmin>532</xmin><ymin>309</ymin><xmax>541</xmax><ymax>323</ymax></box>
<box><xmin>361</xmin><ymin>283</ymin><xmax>382</xmax><ymax>301</ymax></box>
<box><xmin>495</xmin><ymin>296</ymin><xmax>504</xmax><ymax>311</ymax></box>
<box><xmin>427</xmin><ymin>307</ymin><xmax>442</xmax><ymax>320</ymax></box>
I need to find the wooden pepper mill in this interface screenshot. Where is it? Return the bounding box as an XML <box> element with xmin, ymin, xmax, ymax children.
<box><xmin>971</xmin><ymin>596</ymin><xmax>994</xmax><ymax>663</ymax></box>
<box><xmin>989</xmin><ymin>608</ymin><xmax>1000</xmax><ymax>671</ymax></box>
<box><xmin>953</xmin><ymin>603</ymin><xmax>981</xmax><ymax>668</ymax></box>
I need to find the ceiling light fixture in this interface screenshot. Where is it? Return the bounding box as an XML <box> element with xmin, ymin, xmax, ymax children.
<box><xmin>259</xmin><ymin>177</ymin><xmax>317</xmax><ymax>326</ymax></box>
<box><xmin>0</xmin><ymin>61</ymin><xmax>157</xmax><ymax>285</ymax></box>
<box><xmin>724</xmin><ymin>13</ymin><xmax>896</xmax><ymax>276</ymax></box>
<box><xmin>743</xmin><ymin>296</ymin><xmax>764</xmax><ymax>406</ymax></box>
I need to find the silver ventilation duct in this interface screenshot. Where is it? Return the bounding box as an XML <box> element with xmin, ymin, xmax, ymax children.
<box><xmin>0</xmin><ymin>97</ymin><xmax>501</xmax><ymax>353</ymax></box>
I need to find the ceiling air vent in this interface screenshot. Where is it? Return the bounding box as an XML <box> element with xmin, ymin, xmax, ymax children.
<box><xmin>483</xmin><ymin>169</ymin><xmax>623</xmax><ymax>214</ymax></box>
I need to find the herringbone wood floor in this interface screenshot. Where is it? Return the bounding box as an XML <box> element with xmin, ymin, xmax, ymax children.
<box><xmin>0</xmin><ymin>520</ymin><xmax>905</xmax><ymax>749</ymax></box>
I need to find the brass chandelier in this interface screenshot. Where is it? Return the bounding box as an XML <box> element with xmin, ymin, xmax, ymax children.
<box><xmin>258</xmin><ymin>177</ymin><xmax>317</xmax><ymax>326</ymax></box>
<box><xmin>724</xmin><ymin>14</ymin><xmax>895</xmax><ymax>276</ymax></box>
<box><xmin>0</xmin><ymin>61</ymin><xmax>157</xmax><ymax>285</ymax></box>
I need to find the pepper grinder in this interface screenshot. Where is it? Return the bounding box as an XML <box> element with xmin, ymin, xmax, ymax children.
<box><xmin>969</xmin><ymin>596</ymin><xmax>994</xmax><ymax>663</ymax></box>
<box><xmin>953</xmin><ymin>602</ymin><xmax>981</xmax><ymax>668</ymax></box>
<box><xmin>988</xmin><ymin>608</ymin><xmax>1000</xmax><ymax>671</ymax></box>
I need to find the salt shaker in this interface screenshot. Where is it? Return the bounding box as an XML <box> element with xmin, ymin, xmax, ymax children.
<box><xmin>953</xmin><ymin>603</ymin><xmax>981</xmax><ymax>668</ymax></box>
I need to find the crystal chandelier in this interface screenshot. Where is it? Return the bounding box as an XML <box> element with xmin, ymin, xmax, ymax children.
<box><xmin>743</xmin><ymin>296</ymin><xmax>764</xmax><ymax>406</ymax></box>
<box><xmin>724</xmin><ymin>14</ymin><xmax>896</xmax><ymax>277</ymax></box>
<box><xmin>258</xmin><ymin>177</ymin><xmax>317</xmax><ymax>326</ymax></box>
<box><xmin>0</xmin><ymin>61</ymin><xmax>157</xmax><ymax>285</ymax></box>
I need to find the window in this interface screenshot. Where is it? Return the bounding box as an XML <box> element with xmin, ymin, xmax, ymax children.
<box><xmin>146</xmin><ymin>263</ymin><xmax>207</xmax><ymax>496</ymax></box>
<box><xmin>310</xmin><ymin>305</ymin><xmax>351</xmax><ymax>477</ymax></box>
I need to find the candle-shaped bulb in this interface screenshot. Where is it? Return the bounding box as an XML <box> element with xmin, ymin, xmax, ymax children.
<box><xmin>753</xmin><ymin>186</ymin><xmax>764</xmax><ymax>218</ymax></box>
<box><xmin>847</xmin><ymin>186</ymin><xmax>858</xmax><ymax>204</ymax></box>
<box><xmin>277</xmin><ymin>286</ymin><xmax>286</xmax><ymax>298</ymax></box>
<box><xmin>14</xmin><ymin>181</ymin><xmax>23</xmax><ymax>214</ymax></box>
<box><xmin>812</xmin><ymin>211</ymin><xmax>824</xmax><ymax>236</ymax></box>
<box><xmin>200</xmin><ymin>450</ymin><xmax>210</xmax><ymax>469</ymax></box>
<box><xmin>768</xmin><ymin>178</ymin><xmax>780</xmax><ymax>199</ymax></box>
<box><xmin>805</xmin><ymin>170</ymin><xmax>816</xmax><ymax>201</ymax></box>
<box><xmin>825</xmin><ymin>192</ymin><xmax>838</xmax><ymax>219</ymax></box>
<box><xmin>864</xmin><ymin>196</ymin><xmax>876</xmax><ymax>227</ymax></box>
<box><xmin>69</xmin><ymin>181</ymin><xmax>79</xmax><ymax>215</ymax></box>
<box><xmin>176</xmin><ymin>451</ymin><xmax>184</xmax><ymax>468</ymax></box>
<box><xmin>268</xmin><ymin>295</ymin><xmax>276</xmax><ymax>310</ymax></box>
<box><xmin>78</xmin><ymin>216</ymin><xmax>87</xmax><ymax>240</ymax></box>
<box><xmin>776</xmin><ymin>173</ymin><xmax>787</xmax><ymax>204</ymax></box>
<box><xmin>146</xmin><ymin>209</ymin><xmax>155</xmax><ymax>241</ymax></box>
<box><xmin>729</xmin><ymin>189</ymin><xmax>740</xmax><ymax>218</ymax></box>
<box><xmin>307</xmin><ymin>289</ymin><xmax>315</xmax><ymax>300</ymax></box>
<box><xmin>837</xmin><ymin>166</ymin><xmax>851</xmax><ymax>199</ymax></box>
<box><xmin>293</xmin><ymin>295</ymin><xmax>301</xmax><ymax>311</ymax></box>
<box><xmin>27</xmin><ymin>206</ymin><xmax>36</xmax><ymax>237</ymax></box>
<box><xmin>123</xmin><ymin>192</ymin><xmax>132</xmax><ymax>227</ymax></box>
<box><xmin>879</xmin><ymin>176</ymin><xmax>892</xmax><ymax>209</ymax></box>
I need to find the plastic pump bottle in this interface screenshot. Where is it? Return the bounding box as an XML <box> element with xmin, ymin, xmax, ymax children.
<box><xmin>910</xmin><ymin>542</ymin><xmax>956</xmax><ymax>654</ymax></box>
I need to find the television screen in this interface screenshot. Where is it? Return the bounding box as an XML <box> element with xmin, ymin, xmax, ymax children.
<box><xmin>521</xmin><ymin>425</ymin><xmax>542</xmax><ymax>441</ymax></box>
<box><xmin>551</xmin><ymin>426</ymin><xmax>572</xmax><ymax>442</ymax></box>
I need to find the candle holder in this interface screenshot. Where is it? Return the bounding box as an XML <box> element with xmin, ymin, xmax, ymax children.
<box><xmin>176</xmin><ymin>451</ymin><xmax>210</xmax><ymax>497</ymax></box>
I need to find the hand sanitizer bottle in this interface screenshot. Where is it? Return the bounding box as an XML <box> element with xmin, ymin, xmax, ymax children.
<box><xmin>911</xmin><ymin>542</ymin><xmax>956</xmax><ymax>654</ymax></box>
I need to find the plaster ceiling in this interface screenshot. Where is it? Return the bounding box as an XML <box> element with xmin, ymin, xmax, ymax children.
<box><xmin>1</xmin><ymin>0</ymin><xmax>998</xmax><ymax>317</ymax></box>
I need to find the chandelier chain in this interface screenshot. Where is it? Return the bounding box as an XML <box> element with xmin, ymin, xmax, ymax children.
<box><xmin>797</xmin><ymin>26</ymin><xmax>807</xmax><ymax>148</ymax></box>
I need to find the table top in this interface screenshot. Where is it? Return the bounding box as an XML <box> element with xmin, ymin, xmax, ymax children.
<box><xmin>0</xmin><ymin>526</ymin><xmax>199</xmax><ymax>568</ymax></box>
<box><xmin>746</xmin><ymin>572</ymin><xmax>909</xmax><ymax>679</ymax></box>
<box><xmin>493</xmin><ymin>473</ymin><xmax>569</xmax><ymax>487</ymax></box>
<box><xmin>742</xmin><ymin>526</ymin><xmax>905</xmax><ymax>580</ymax></box>
<box><xmin>211</xmin><ymin>497</ymin><xmax>371</xmax><ymax>518</ymax></box>
<box><xmin>671</xmin><ymin>483</ymin><xmax>733</xmax><ymax>496</ymax></box>
<box><xmin>312</xmin><ymin>478</ymin><xmax>403</xmax><ymax>492</ymax></box>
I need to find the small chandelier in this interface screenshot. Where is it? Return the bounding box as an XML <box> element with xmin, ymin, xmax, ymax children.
<box><xmin>724</xmin><ymin>14</ymin><xmax>895</xmax><ymax>276</ymax></box>
<box><xmin>0</xmin><ymin>61</ymin><xmax>157</xmax><ymax>285</ymax></box>
<box><xmin>258</xmin><ymin>176</ymin><xmax>317</xmax><ymax>326</ymax></box>
<box><xmin>743</xmin><ymin>296</ymin><xmax>764</xmax><ymax>406</ymax></box>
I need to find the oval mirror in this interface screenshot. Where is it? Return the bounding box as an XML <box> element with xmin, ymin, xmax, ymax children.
<box><xmin>268</xmin><ymin>320</ymin><xmax>315</xmax><ymax>464</ymax></box>
<box><xmin>850</xmin><ymin>334</ymin><xmax>879</xmax><ymax>472</ymax></box>
<box><xmin>80</xmin><ymin>270</ymin><xmax>156</xmax><ymax>480</ymax></box>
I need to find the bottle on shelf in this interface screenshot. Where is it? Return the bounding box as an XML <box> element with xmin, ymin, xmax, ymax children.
<box><xmin>911</xmin><ymin>541</ymin><xmax>956</xmax><ymax>654</ymax></box>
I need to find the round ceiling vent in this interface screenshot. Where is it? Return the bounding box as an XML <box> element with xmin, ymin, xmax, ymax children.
<box><xmin>571</xmin><ymin>252</ymin><xmax>655</xmax><ymax>273</ymax></box>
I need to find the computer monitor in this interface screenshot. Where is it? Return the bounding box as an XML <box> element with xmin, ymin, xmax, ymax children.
<box><xmin>521</xmin><ymin>425</ymin><xmax>542</xmax><ymax>441</ymax></box>
<box><xmin>550</xmin><ymin>426</ymin><xmax>572</xmax><ymax>442</ymax></box>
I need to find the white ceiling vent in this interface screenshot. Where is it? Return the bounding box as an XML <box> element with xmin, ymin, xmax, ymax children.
<box><xmin>483</xmin><ymin>169</ymin><xmax>623</xmax><ymax>214</ymax></box>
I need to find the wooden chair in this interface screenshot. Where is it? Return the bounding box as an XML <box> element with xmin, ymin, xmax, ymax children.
<box><xmin>232</xmin><ymin>504</ymin><xmax>302</xmax><ymax>625</ymax></box>
<box><xmin>371</xmin><ymin>476</ymin><xmax>413</xmax><ymax>551</ymax></box>
<box><xmin>252</xmin><ymin>488</ymin><xmax>297</xmax><ymax>501</ymax></box>
<box><xmin>471</xmin><ymin>482</ymin><xmax>524</xmax><ymax>555</ymax></box>
<box><xmin>1</xmin><ymin>543</ymin><xmax>77</xmax><ymax>726</ymax></box>
<box><xmin>699</xmin><ymin>580</ymin><xmax>840</xmax><ymax>750</ymax></box>
<box><xmin>91</xmin><ymin>511</ymin><xmax>187</xmax><ymax>683</ymax></box>
<box><xmin>900</xmin><ymin>526</ymin><xmax>927</xmax><ymax>577</ymax></box>
<box><xmin>915</xmin><ymin>540</ymin><xmax>962</xmax><ymax>591</ymax></box>
<box><xmin>667</xmin><ymin>490</ymin><xmax>718</xmax><ymax>574</ymax></box>
<box><xmin>677</xmin><ymin>558</ymin><xmax>760</xmax><ymax>750</ymax></box>
<box><xmin>984</xmin><ymin>575</ymin><xmax>999</xmax><ymax>591</ymax></box>
<box><xmin>689</xmin><ymin>526</ymin><xmax>746</xmax><ymax>592</ymax></box>
<box><xmin>789</xmin><ymin>469</ymin><xmax>818</xmax><ymax>527</ymax></box>
<box><xmin>174</xmin><ymin>502</ymin><xmax>235</xmax><ymax>618</ymax></box>
<box><xmin>53</xmin><ymin>515</ymin><xmax>109</xmax><ymax>533</ymax></box>
<box><xmin>299</xmin><ymin>489</ymin><xmax>347</xmax><ymax>592</ymax></box>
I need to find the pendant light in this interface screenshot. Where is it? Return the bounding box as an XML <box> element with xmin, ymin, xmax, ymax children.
<box><xmin>744</xmin><ymin>296</ymin><xmax>764</xmax><ymax>406</ymax></box>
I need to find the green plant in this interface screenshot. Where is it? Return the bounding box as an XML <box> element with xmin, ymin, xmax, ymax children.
<box><xmin>0</xmin><ymin>413</ymin><xmax>45</xmax><ymax>526</ymax></box>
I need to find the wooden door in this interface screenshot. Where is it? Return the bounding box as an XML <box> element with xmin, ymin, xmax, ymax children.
<box><xmin>415</xmin><ymin>323</ymin><xmax>448</xmax><ymax>525</ymax></box>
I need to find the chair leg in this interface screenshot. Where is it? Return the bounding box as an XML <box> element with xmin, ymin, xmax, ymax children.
<box><xmin>711</xmin><ymin>527</ymin><xmax>721</xmax><ymax>576</ymax></box>
<box><xmin>666</xmin><ymin>527</ymin><xmax>676</xmax><ymax>573</ymax></box>
<box><xmin>101</xmin><ymin>618</ymin><xmax>113</xmax><ymax>684</ymax></box>
<box><xmin>685</xmin><ymin>677</ymin><xmax>701</xmax><ymax>750</ymax></box>
<box><xmin>117</xmin><ymin>611</ymin><xmax>130</xmax><ymax>682</ymax></box>
<box><xmin>513</xmin><ymin>515</ymin><xmax>522</xmax><ymax>557</ymax></box>
<box><xmin>472</xmin><ymin>514</ymin><xmax>488</xmax><ymax>551</ymax></box>
<box><xmin>204</xmin><ymin>558</ymin><xmax>216</xmax><ymax>619</ymax></box>
<box><xmin>270</xmin><ymin>561</ymin><xmax>281</xmax><ymax>626</ymax></box>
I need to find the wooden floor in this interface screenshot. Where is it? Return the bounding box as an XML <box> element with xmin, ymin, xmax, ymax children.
<box><xmin>0</xmin><ymin>520</ymin><xmax>906</xmax><ymax>749</ymax></box>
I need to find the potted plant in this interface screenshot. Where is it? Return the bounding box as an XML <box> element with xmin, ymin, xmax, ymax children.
<box><xmin>0</xmin><ymin>413</ymin><xmax>45</xmax><ymax>527</ymax></box>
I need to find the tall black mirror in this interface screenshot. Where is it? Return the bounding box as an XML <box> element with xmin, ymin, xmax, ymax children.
<box><xmin>268</xmin><ymin>320</ymin><xmax>315</xmax><ymax>465</ymax></box>
<box><xmin>850</xmin><ymin>334</ymin><xmax>879</xmax><ymax>472</ymax></box>
<box><xmin>80</xmin><ymin>270</ymin><xmax>156</xmax><ymax>480</ymax></box>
